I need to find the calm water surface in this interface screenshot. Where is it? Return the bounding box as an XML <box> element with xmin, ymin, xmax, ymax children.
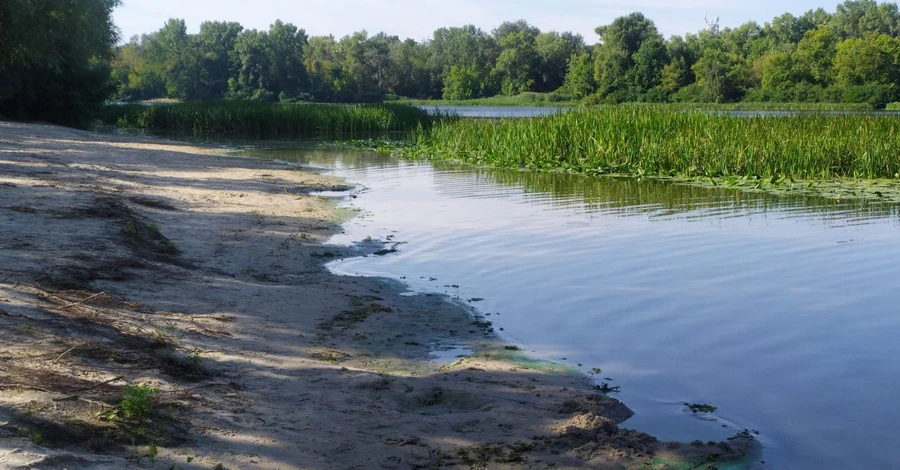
<box><xmin>245</xmin><ymin>148</ymin><xmax>900</xmax><ymax>470</ymax></box>
<box><xmin>418</xmin><ymin>105</ymin><xmax>566</xmax><ymax>118</ymax></box>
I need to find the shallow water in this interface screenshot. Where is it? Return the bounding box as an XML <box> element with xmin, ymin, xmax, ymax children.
<box><xmin>244</xmin><ymin>148</ymin><xmax>900</xmax><ymax>470</ymax></box>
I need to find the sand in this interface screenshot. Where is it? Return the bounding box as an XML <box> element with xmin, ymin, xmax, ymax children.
<box><xmin>0</xmin><ymin>121</ymin><xmax>755</xmax><ymax>469</ymax></box>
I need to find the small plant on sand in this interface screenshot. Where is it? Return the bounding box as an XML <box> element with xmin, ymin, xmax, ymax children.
<box><xmin>122</xmin><ymin>220</ymin><xmax>139</xmax><ymax>236</ymax></box>
<box><xmin>28</xmin><ymin>431</ymin><xmax>46</xmax><ymax>447</ymax></box>
<box><xmin>146</xmin><ymin>443</ymin><xmax>159</xmax><ymax>462</ymax></box>
<box><xmin>104</xmin><ymin>383</ymin><xmax>159</xmax><ymax>422</ymax></box>
<box><xmin>188</xmin><ymin>349</ymin><xmax>203</xmax><ymax>366</ymax></box>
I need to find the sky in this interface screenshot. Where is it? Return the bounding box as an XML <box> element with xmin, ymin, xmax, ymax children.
<box><xmin>113</xmin><ymin>0</ymin><xmax>848</xmax><ymax>43</ymax></box>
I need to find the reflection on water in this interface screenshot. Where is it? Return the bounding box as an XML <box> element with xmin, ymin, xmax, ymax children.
<box><xmin>244</xmin><ymin>147</ymin><xmax>900</xmax><ymax>470</ymax></box>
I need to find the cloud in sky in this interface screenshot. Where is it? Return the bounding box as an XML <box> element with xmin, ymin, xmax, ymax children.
<box><xmin>113</xmin><ymin>0</ymin><xmax>845</xmax><ymax>42</ymax></box>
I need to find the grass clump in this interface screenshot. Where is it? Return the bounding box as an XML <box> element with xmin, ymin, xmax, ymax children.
<box><xmin>102</xmin><ymin>101</ymin><xmax>440</xmax><ymax>139</ymax></box>
<box><xmin>104</xmin><ymin>384</ymin><xmax>159</xmax><ymax>422</ymax></box>
<box><xmin>401</xmin><ymin>105</ymin><xmax>900</xmax><ymax>180</ymax></box>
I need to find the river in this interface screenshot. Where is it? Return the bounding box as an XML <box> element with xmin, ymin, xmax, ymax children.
<box><xmin>241</xmin><ymin>147</ymin><xmax>900</xmax><ymax>470</ymax></box>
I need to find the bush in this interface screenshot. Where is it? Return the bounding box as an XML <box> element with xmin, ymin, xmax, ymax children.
<box><xmin>669</xmin><ymin>83</ymin><xmax>706</xmax><ymax>103</ymax></box>
<box><xmin>842</xmin><ymin>85</ymin><xmax>898</xmax><ymax>109</ymax></box>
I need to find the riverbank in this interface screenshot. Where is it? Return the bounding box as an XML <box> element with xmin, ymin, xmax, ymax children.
<box><xmin>0</xmin><ymin>121</ymin><xmax>755</xmax><ymax>469</ymax></box>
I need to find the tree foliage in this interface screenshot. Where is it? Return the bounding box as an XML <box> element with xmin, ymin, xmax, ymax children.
<box><xmin>98</xmin><ymin>0</ymin><xmax>900</xmax><ymax>108</ymax></box>
<box><xmin>0</xmin><ymin>0</ymin><xmax>120</xmax><ymax>125</ymax></box>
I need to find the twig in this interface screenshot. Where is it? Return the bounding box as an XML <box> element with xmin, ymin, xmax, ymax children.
<box><xmin>62</xmin><ymin>291</ymin><xmax>106</xmax><ymax>309</ymax></box>
<box><xmin>53</xmin><ymin>346</ymin><xmax>77</xmax><ymax>364</ymax></box>
<box><xmin>74</xmin><ymin>375</ymin><xmax>126</xmax><ymax>392</ymax></box>
<box><xmin>0</xmin><ymin>383</ymin><xmax>54</xmax><ymax>393</ymax></box>
<box><xmin>157</xmin><ymin>382</ymin><xmax>220</xmax><ymax>395</ymax></box>
<box><xmin>52</xmin><ymin>375</ymin><xmax>126</xmax><ymax>403</ymax></box>
<box><xmin>78</xmin><ymin>397</ymin><xmax>114</xmax><ymax>409</ymax></box>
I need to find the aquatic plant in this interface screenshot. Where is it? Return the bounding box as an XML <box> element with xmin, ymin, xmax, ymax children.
<box><xmin>686</xmin><ymin>403</ymin><xmax>718</xmax><ymax>413</ymax></box>
<box><xmin>405</xmin><ymin>105</ymin><xmax>900</xmax><ymax>179</ymax></box>
<box><xmin>101</xmin><ymin>101</ymin><xmax>440</xmax><ymax>139</ymax></box>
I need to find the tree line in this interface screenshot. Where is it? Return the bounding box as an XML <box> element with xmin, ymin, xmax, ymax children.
<box><xmin>111</xmin><ymin>1</ymin><xmax>900</xmax><ymax>107</ymax></box>
<box><xmin>4</xmin><ymin>0</ymin><xmax>900</xmax><ymax>127</ymax></box>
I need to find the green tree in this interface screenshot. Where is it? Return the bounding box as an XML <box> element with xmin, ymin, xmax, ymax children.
<box><xmin>265</xmin><ymin>21</ymin><xmax>309</xmax><ymax>100</ymax></box>
<box><xmin>428</xmin><ymin>26</ymin><xmax>499</xmax><ymax>98</ymax></box>
<box><xmin>333</xmin><ymin>31</ymin><xmax>375</xmax><ymax>98</ymax></box>
<box><xmin>442</xmin><ymin>66</ymin><xmax>482</xmax><ymax>100</ymax></box>
<box><xmin>631</xmin><ymin>37</ymin><xmax>668</xmax><ymax>91</ymax></box>
<box><xmin>492</xmin><ymin>21</ymin><xmax>541</xmax><ymax>95</ymax></box>
<box><xmin>794</xmin><ymin>25</ymin><xmax>838</xmax><ymax>85</ymax></box>
<box><xmin>365</xmin><ymin>33</ymin><xmax>400</xmax><ymax>95</ymax></box>
<box><xmin>659</xmin><ymin>57</ymin><xmax>692</xmax><ymax>94</ymax></box>
<box><xmin>757</xmin><ymin>51</ymin><xmax>796</xmax><ymax>90</ymax></box>
<box><xmin>593</xmin><ymin>13</ymin><xmax>667</xmax><ymax>98</ymax></box>
<box><xmin>693</xmin><ymin>49</ymin><xmax>746</xmax><ymax>102</ymax></box>
<box><xmin>0</xmin><ymin>0</ymin><xmax>121</xmax><ymax>125</ymax></box>
<box><xmin>229</xmin><ymin>29</ymin><xmax>274</xmax><ymax>100</ymax></box>
<box><xmin>535</xmin><ymin>32</ymin><xmax>585</xmax><ymax>92</ymax></box>
<box><xmin>111</xmin><ymin>39</ymin><xmax>167</xmax><ymax>100</ymax></box>
<box><xmin>834</xmin><ymin>32</ymin><xmax>900</xmax><ymax>86</ymax></box>
<box><xmin>830</xmin><ymin>0</ymin><xmax>900</xmax><ymax>39</ymax></box>
<box><xmin>564</xmin><ymin>51</ymin><xmax>596</xmax><ymax>98</ymax></box>
<box><xmin>389</xmin><ymin>39</ymin><xmax>435</xmax><ymax>98</ymax></box>
<box><xmin>195</xmin><ymin>22</ymin><xmax>244</xmax><ymax>100</ymax></box>
<box><xmin>304</xmin><ymin>36</ymin><xmax>339</xmax><ymax>98</ymax></box>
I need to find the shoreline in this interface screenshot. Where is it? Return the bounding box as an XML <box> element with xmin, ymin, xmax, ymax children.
<box><xmin>0</xmin><ymin>121</ymin><xmax>756</xmax><ymax>469</ymax></box>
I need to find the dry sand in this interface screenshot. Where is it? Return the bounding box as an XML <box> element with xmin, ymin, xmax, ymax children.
<box><xmin>0</xmin><ymin>121</ymin><xmax>755</xmax><ymax>469</ymax></box>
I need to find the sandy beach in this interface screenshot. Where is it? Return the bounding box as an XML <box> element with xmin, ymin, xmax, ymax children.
<box><xmin>0</xmin><ymin>121</ymin><xmax>754</xmax><ymax>469</ymax></box>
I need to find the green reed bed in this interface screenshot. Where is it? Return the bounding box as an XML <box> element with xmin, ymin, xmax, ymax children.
<box><xmin>404</xmin><ymin>106</ymin><xmax>900</xmax><ymax>180</ymax></box>
<box><xmin>102</xmin><ymin>101</ymin><xmax>439</xmax><ymax>139</ymax></box>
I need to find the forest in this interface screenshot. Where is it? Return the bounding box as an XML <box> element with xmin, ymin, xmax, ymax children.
<box><xmin>110</xmin><ymin>1</ymin><xmax>900</xmax><ymax>107</ymax></box>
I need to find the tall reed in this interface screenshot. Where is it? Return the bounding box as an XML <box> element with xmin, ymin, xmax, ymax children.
<box><xmin>102</xmin><ymin>101</ymin><xmax>438</xmax><ymax>139</ymax></box>
<box><xmin>411</xmin><ymin>105</ymin><xmax>900</xmax><ymax>179</ymax></box>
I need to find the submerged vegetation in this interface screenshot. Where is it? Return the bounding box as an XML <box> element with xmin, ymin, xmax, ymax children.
<box><xmin>360</xmin><ymin>106</ymin><xmax>900</xmax><ymax>180</ymax></box>
<box><xmin>101</xmin><ymin>102</ymin><xmax>441</xmax><ymax>139</ymax></box>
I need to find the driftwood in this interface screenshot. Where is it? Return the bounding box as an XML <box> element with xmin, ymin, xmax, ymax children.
<box><xmin>53</xmin><ymin>346</ymin><xmax>77</xmax><ymax>364</ymax></box>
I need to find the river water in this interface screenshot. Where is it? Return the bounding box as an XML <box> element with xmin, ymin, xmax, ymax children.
<box><xmin>243</xmin><ymin>147</ymin><xmax>900</xmax><ymax>470</ymax></box>
<box><xmin>418</xmin><ymin>105</ymin><xmax>566</xmax><ymax>118</ymax></box>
